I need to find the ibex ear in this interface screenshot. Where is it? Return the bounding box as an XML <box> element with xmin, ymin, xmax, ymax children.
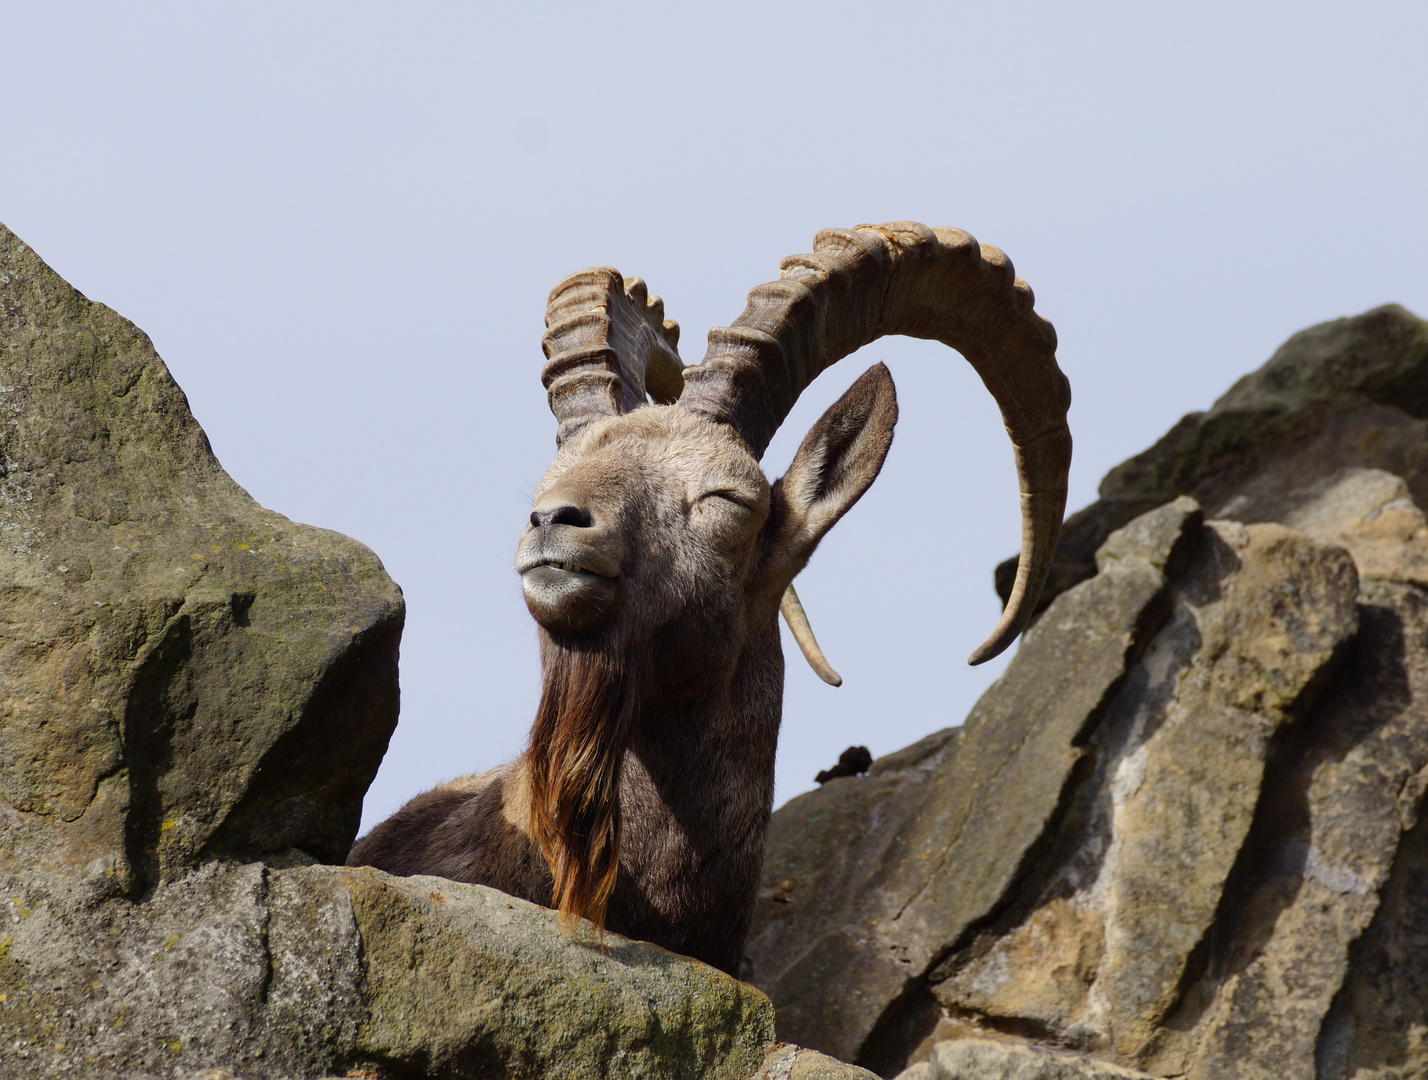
<box><xmin>767</xmin><ymin>363</ymin><xmax>898</xmax><ymax>583</ymax></box>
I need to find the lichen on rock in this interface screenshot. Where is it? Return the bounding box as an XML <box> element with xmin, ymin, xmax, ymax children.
<box><xmin>0</xmin><ymin>222</ymin><xmax>405</xmax><ymax>901</ymax></box>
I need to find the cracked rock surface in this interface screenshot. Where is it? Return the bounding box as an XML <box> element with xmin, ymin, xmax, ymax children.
<box><xmin>745</xmin><ymin>306</ymin><xmax>1428</xmax><ymax>1080</ymax></box>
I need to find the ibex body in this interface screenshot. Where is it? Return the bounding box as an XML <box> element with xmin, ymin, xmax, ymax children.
<box><xmin>349</xmin><ymin>223</ymin><xmax>1072</xmax><ymax>975</ymax></box>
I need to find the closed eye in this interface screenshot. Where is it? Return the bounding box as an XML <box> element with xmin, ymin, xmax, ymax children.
<box><xmin>698</xmin><ymin>490</ymin><xmax>755</xmax><ymax>512</ymax></box>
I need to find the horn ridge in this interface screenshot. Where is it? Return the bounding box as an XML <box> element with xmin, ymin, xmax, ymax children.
<box><xmin>541</xmin><ymin>266</ymin><xmax>686</xmax><ymax>444</ymax></box>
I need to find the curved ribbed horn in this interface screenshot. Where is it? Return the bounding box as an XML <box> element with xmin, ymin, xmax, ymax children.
<box><xmin>678</xmin><ymin>222</ymin><xmax>1072</xmax><ymax>665</ymax></box>
<box><xmin>541</xmin><ymin>267</ymin><xmax>684</xmax><ymax>444</ymax></box>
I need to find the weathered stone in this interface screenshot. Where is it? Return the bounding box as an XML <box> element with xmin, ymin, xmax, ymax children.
<box><xmin>907</xmin><ymin>1037</ymin><xmax>1157</xmax><ymax>1079</ymax></box>
<box><xmin>743</xmin><ymin>501</ymin><xmax>1200</xmax><ymax>1069</ymax></box>
<box><xmin>746</xmin><ymin>498</ymin><xmax>1361</xmax><ymax>1073</ymax></box>
<box><xmin>757</xmin><ymin>1043</ymin><xmax>883</xmax><ymax>1079</ymax></box>
<box><xmin>0</xmin><ymin>221</ymin><xmax>404</xmax><ymax>898</ymax></box>
<box><xmin>933</xmin><ymin>521</ymin><xmax>1359</xmax><ymax>1061</ymax></box>
<box><xmin>1276</xmin><ymin>467</ymin><xmax>1428</xmax><ymax>588</ymax></box>
<box><xmin>1093</xmin><ymin>495</ymin><xmax>1203</xmax><ymax>576</ymax></box>
<box><xmin>1317</xmin><ymin>793</ymin><xmax>1428</xmax><ymax>1079</ymax></box>
<box><xmin>942</xmin><ymin>457</ymin><xmax>1428</xmax><ymax>1080</ymax></box>
<box><xmin>1149</xmin><ymin>577</ymin><xmax>1428</xmax><ymax>1080</ymax></box>
<box><xmin>1127</xmin><ymin>470</ymin><xmax>1428</xmax><ymax>1079</ymax></box>
<box><xmin>347</xmin><ymin>868</ymin><xmax>777</xmax><ymax>1078</ymax></box>
<box><xmin>0</xmin><ymin>862</ymin><xmax>778</xmax><ymax>1079</ymax></box>
<box><xmin>1</xmin><ymin>861</ymin><xmax>353</xmax><ymax>1078</ymax></box>
<box><xmin>750</xmin><ymin>314</ymin><xmax>1428</xmax><ymax>1078</ymax></box>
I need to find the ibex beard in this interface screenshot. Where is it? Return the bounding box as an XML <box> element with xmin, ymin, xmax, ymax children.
<box><xmin>526</xmin><ymin>638</ymin><xmax>638</xmax><ymax>930</ymax></box>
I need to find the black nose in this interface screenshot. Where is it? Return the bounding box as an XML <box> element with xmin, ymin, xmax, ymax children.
<box><xmin>530</xmin><ymin>504</ymin><xmax>593</xmax><ymax>529</ymax></box>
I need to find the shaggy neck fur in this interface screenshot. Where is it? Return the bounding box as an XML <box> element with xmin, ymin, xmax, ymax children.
<box><xmin>525</xmin><ymin>605</ymin><xmax>785</xmax><ymax>970</ymax></box>
<box><xmin>526</xmin><ymin>640</ymin><xmax>639</xmax><ymax>929</ymax></box>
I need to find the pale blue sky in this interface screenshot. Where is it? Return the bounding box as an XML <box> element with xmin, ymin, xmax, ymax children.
<box><xmin>4</xmin><ymin>2</ymin><xmax>1425</xmax><ymax>830</ymax></box>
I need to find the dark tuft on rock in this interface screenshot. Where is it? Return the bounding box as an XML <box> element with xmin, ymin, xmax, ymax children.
<box><xmin>815</xmin><ymin>745</ymin><xmax>874</xmax><ymax>784</ymax></box>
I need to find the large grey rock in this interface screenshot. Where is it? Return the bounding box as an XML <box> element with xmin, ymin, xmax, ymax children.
<box><xmin>951</xmin><ymin>452</ymin><xmax>1428</xmax><ymax>1077</ymax></box>
<box><xmin>1147</xmin><ymin>470</ymin><xmax>1428</xmax><ymax>1080</ymax></box>
<box><xmin>0</xmin><ymin>221</ymin><xmax>404</xmax><ymax>898</ymax></box>
<box><xmin>933</xmin><ymin>516</ymin><xmax>1362</xmax><ymax>1069</ymax></box>
<box><xmin>0</xmin><ymin>861</ymin><xmax>777</xmax><ymax>1078</ymax></box>
<box><xmin>745</xmin><ymin>500</ymin><xmax>1359</xmax><ymax>1073</ymax></box>
<box><xmin>746</xmin><ymin>308</ymin><xmax>1428</xmax><ymax>1079</ymax></box>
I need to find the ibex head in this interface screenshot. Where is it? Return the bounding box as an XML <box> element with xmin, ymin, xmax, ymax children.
<box><xmin>514</xmin><ymin>223</ymin><xmax>1071</xmax><ymax>929</ymax></box>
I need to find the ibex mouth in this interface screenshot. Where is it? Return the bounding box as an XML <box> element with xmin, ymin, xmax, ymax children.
<box><xmin>540</xmin><ymin>559</ymin><xmax>590</xmax><ymax>575</ymax></box>
<box><xmin>517</xmin><ymin>550</ymin><xmax>622</xmax><ymax>635</ymax></box>
<box><xmin>516</xmin><ymin>556</ymin><xmax>617</xmax><ymax>579</ymax></box>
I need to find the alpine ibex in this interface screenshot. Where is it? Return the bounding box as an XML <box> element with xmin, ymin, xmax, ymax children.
<box><xmin>348</xmin><ymin>222</ymin><xmax>1071</xmax><ymax>975</ymax></box>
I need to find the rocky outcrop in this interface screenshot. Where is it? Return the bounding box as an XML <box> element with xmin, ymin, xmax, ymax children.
<box><xmin>9</xmin><ymin>216</ymin><xmax>1428</xmax><ymax>1079</ymax></box>
<box><xmin>1</xmin><ymin>861</ymin><xmax>780</xmax><ymax>1079</ymax></box>
<box><xmin>745</xmin><ymin>306</ymin><xmax>1428</xmax><ymax>1079</ymax></box>
<box><xmin>0</xmin><ymin>221</ymin><xmax>404</xmax><ymax>899</ymax></box>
